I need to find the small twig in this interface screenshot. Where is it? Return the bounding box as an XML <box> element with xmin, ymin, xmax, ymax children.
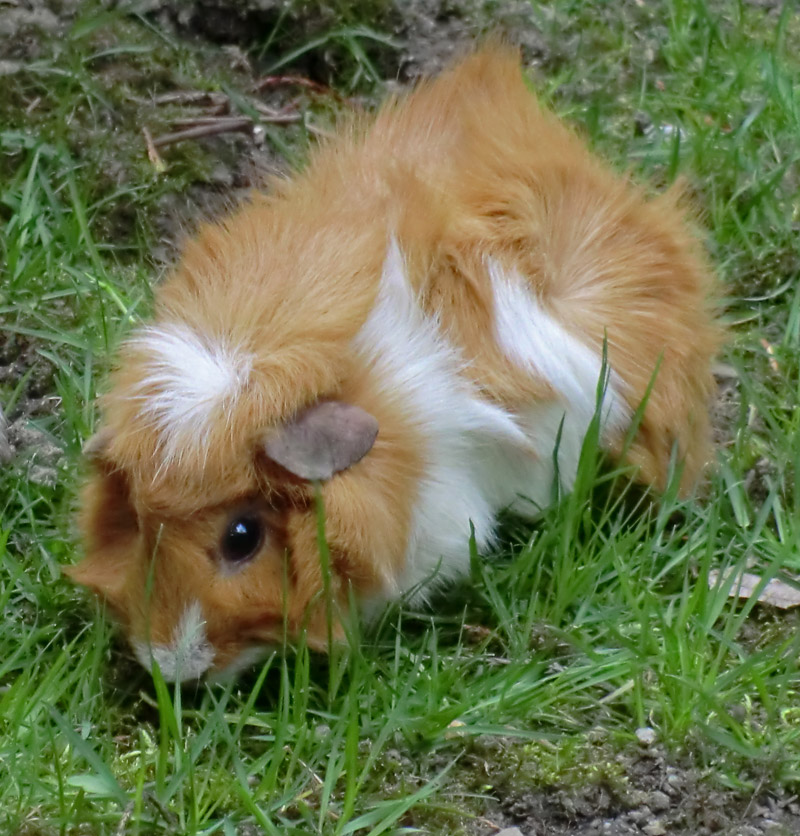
<box><xmin>253</xmin><ymin>74</ymin><xmax>355</xmax><ymax>108</ymax></box>
<box><xmin>253</xmin><ymin>74</ymin><xmax>331</xmax><ymax>95</ymax></box>
<box><xmin>251</xmin><ymin>102</ymin><xmax>304</xmax><ymax>126</ymax></box>
<box><xmin>205</xmin><ymin>101</ymin><xmax>231</xmax><ymax>116</ymax></box>
<box><xmin>295</xmin><ymin>754</ymin><xmax>325</xmax><ymax>788</ymax></box>
<box><xmin>141</xmin><ymin>126</ymin><xmax>166</xmax><ymax>172</ymax></box>
<box><xmin>304</xmin><ymin>121</ymin><xmax>334</xmax><ymax>139</ymax></box>
<box><xmin>254</xmin><ymin>98</ymin><xmax>330</xmax><ymax>136</ymax></box>
<box><xmin>151</xmin><ymin>116</ymin><xmax>253</xmax><ymax>148</ymax></box>
<box><xmin>151</xmin><ymin>90</ymin><xmax>229</xmax><ymax>108</ymax></box>
<box><xmin>170</xmin><ymin>115</ymin><xmax>251</xmax><ymax>128</ymax></box>
<box><xmin>742</xmin><ymin>775</ymin><xmax>767</xmax><ymax>820</ymax></box>
<box><xmin>114</xmin><ymin>802</ymin><xmax>134</xmax><ymax>836</ymax></box>
<box><xmin>144</xmin><ymin>791</ymin><xmax>178</xmax><ymax>826</ymax></box>
<box><xmin>257</xmin><ymin>112</ymin><xmax>304</xmax><ymax>126</ymax></box>
<box><xmin>251</xmin><ymin>100</ymin><xmax>300</xmax><ymax>119</ymax></box>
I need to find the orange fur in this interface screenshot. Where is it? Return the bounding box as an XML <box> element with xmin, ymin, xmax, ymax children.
<box><xmin>67</xmin><ymin>46</ymin><xmax>721</xmax><ymax>679</ymax></box>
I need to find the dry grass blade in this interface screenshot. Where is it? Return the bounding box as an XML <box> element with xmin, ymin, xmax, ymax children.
<box><xmin>151</xmin><ymin>90</ymin><xmax>230</xmax><ymax>108</ymax></box>
<box><xmin>253</xmin><ymin>73</ymin><xmax>333</xmax><ymax>95</ymax></box>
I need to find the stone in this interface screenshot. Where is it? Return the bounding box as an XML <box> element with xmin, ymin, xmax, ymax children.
<box><xmin>635</xmin><ymin>726</ymin><xmax>657</xmax><ymax>746</ymax></box>
<box><xmin>647</xmin><ymin>791</ymin><xmax>671</xmax><ymax>812</ymax></box>
<box><xmin>0</xmin><ymin>407</ymin><xmax>13</xmax><ymax>464</ymax></box>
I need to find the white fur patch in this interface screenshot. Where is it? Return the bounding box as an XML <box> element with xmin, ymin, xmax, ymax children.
<box><xmin>129</xmin><ymin>323</ymin><xmax>253</xmax><ymax>462</ymax></box>
<box><xmin>133</xmin><ymin>601</ymin><xmax>216</xmax><ymax>681</ymax></box>
<box><xmin>488</xmin><ymin>259</ymin><xmax>629</xmax><ymax>495</ymax></box>
<box><xmin>352</xmin><ymin>243</ymin><xmax>633</xmax><ymax>603</ymax></box>
<box><xmin>353</xmin><ymin>241</ymin><xmax>537</xmax><ymax>600</ymax></box>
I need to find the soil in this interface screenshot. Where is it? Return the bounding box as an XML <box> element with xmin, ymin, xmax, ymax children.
<box><xmin>462</xmin><ymin>736</ymin><xmax>800</xmax><ymax>836</ymax></box>
<box><xmin>0</xmin><ymin>334</ymin><xmax>65</xmax><ymax>483</ymax></box>
<box><xmin>373</xmin><ymin>726</ymin><xmax>800</xmax><ymax>835</ymax></box>
<box><xmin>0</xmin><ymin>3</ymin><xmax>786</xmax><ymax>835</ymax></box>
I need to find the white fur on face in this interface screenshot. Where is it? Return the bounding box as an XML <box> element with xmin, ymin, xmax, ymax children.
<box><xmin>129</xmin><ymin>323</ymin><xmax>253</xmax><ymax>462</ymax></box>
<box><xmin>488</xmin><ymin>259</ymin><xmax>630</xmax><ymax>492</ymax></box>
<box><xmin>133</xmin><ymin>601</ymin><xmax>216</xmax><ymax>682</ymax></box>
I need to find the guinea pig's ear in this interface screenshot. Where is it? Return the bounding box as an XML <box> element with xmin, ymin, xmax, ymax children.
<box><xmin>65</xmin><ymin>463</ymin><xmax>138</xmax><ymax>609</ymax></box>
<box><xmin>63</xmin><ymin>552</ymin><xmax>129</xmax><ymax>607</ymax></box>
<box><xmin>263</xmin><ymin>401</ymin><xmax>378</xmax><ymax>481</ymax></box>
<box><xmin>82</xmin><ymin>428</ymin><xmax>114</xmax><ymax>463</ymax></box>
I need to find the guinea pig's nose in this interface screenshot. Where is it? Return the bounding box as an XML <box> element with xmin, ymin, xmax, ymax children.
<box><xmin>132</xmin><ymin>601</ymin><xmax>215</xmax><ymax>682</ymax></box>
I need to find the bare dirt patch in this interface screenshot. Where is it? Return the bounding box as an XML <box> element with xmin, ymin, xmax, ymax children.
<box><xmin>461</xmin><ymin>737</ymin><xmax>800</xmax><ymax>835</ymax></box>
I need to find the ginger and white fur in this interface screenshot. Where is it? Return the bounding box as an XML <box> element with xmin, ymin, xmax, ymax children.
<box><xmin>68</xmin><ymin>48</ymin><xmax>720</xmax><ymax>681</ymax></box>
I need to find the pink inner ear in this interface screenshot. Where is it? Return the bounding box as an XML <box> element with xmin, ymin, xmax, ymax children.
<box><xmin>263</xmin><ymin>401</ymin><xmax>379</xmax><ymax>481</ymax></box>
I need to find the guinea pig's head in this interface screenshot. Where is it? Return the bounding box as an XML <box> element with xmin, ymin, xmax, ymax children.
<box><xmin>67</xmin><ymin>365</ymin><xmax>392</xmax><ymax>681</ymax></box>
<box><xmin>65</xmin><ymin>212</ymin><xmax>429</xmax><ymax>682</ymax></box>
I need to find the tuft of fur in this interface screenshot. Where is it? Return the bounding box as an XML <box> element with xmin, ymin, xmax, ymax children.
<box><xmin>128</xmin><ymin>324</ymin><xmax>254</xmax><ymax>466</ymax></box>
<box><xmin>67</xmin><ymin>46</ymin><xmax>722</xmax><ymax>680</ymax></box>
<box><xmin>133</xmin><ymin>601</ymin><xmax>216</xmax><ymax>682</ymax></box>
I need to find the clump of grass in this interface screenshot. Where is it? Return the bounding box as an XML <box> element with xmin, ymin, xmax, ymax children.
<box><xmin>2</xmin><ymin>1</ymin><xmax>800</xmax><ymax>834</ymax></box>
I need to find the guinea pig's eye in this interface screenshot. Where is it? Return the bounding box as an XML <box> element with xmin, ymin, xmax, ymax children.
<box><xmin>220</xmin><ymin>515</ymin><xmax>264</xmax><ymax>564</ymax></box>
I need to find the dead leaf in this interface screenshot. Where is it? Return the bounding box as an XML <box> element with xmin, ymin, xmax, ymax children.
<box><xmin>444</xmin><ymin>719</ymin><xmax>467</xmax><ymax>739</ymax></box>
<box><xmin>760</xmin><ymin>338</ymin><xmax>780</xmax><ymax>372</ymax></box>
<box><xmin>708</xmin><ymin>569</ymin><xmax>800</xmax><ymax>609</ymax></box>
<box><xmin>141</xmin><ymin>126</ymin><xmax>166</xmax><ymax>173</ymax></box>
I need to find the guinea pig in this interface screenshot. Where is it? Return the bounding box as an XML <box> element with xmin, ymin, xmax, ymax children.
<box><xmin>66</xmin><ymin>46</ymin><xmax>721</xmax><ymax>681</ymax></box>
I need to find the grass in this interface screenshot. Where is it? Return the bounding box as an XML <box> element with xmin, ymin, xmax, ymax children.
<box><xmin>1</xmin><ymin>0</ymin><xmax>800</xmax><ymax>833</ymax></box>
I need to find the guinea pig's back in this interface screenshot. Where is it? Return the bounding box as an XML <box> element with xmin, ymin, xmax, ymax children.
<box><xmin>374</xmin><ymin>47</ymin><xmax>721</xmax><ymax>491</ymax></box>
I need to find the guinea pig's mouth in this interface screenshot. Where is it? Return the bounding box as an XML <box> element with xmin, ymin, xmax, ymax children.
<box><xmin>131</xmin><ymin>609</ymin><xmax>343</xmax><ymax>682</ymax></box>
<box><xmin>132</xmin><ymin>601</ymin><xmax>216</xmax><ymax>682</ymax></box>
<box><xmin>206</xmin><ymin>645</ymin><xmax>275</xmax><ymax>682</ymax></box>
